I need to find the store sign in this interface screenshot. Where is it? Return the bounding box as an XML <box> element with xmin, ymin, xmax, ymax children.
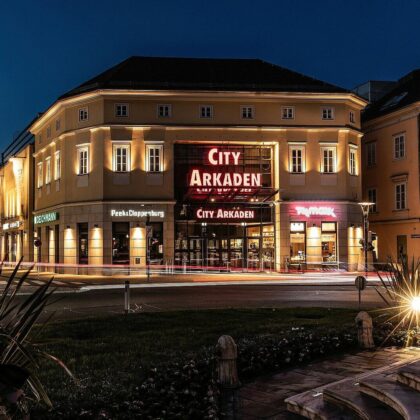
<box><xmin>295</xmin><ymin>206</ymin><xmax>336</xmax><ymax>218</ymax></box>
<box><xmin>196</xmin><ymin>208</ymin><xmax>255</xmax><ymax>220</ymax></box>
<box><xmin>290</xmin><ymin>222</ymin><xmax>305</xmax><ymax>232</ymax></box>
<box><xmin>110</xmin><ymin>209</ymin><xmax>165</xmax><ymax>218</ymax></box>
<box><xmin>189</xmin><ymin>148</ymin><xmax>262</xmax><ymax>188</ymax></box>
<box><xmin>34</xmin><ymin>212</ymin><xmax>59</xmax><ymax>225</ymax></box>
<box><xmin>2</xmin><ymin>221</ymin><xmax>21</xmax><ymax>230</ymax></box>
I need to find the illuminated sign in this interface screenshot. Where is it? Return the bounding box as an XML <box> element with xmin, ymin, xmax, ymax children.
<box><xmin>2</xmin><ymin>221</ymin><xmax>21</xmax><ymax>230</ymax></box>
<box><xmin>189</xmin><ymin>148</ymin><xmax>262</xmax><ymax>188</ymax></box>
<box><xmin>295</xmin><ymin>206</ymin><xmax>337</xmax><ymax>218</ymax></box>
<box><xmin>110</xmin><ymin>209</ymin><xmax>165</xmax><ymax>218</ymax></box>
<box><xmin>290</xmin><ymin>222</ymin><xmax>305</xmax><ymax>232</ymax></box>
<box><xmin>34</xmin><ymin>212</ymin><xmax>59</xmax><ymax>225</ymax></box>
<box><xmin>196</xmin><ymin>208</ymin><xmax>255</xmax><ymax>220</ymax></box>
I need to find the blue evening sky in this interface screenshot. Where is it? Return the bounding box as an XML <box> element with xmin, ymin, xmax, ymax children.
<box><xmin>1</xmin><ymin>0</ymin><xmax>419</xmax><ymax>149</ymax></box>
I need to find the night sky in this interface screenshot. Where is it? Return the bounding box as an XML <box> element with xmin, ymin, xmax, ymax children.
<box><xmin>1</xmin><ymin>0</ymin><xmax>419</xmax><ymax>149</ymax></box>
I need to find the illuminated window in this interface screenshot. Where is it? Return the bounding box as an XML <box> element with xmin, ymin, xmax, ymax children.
<box><xmin>282</xmin><ymin>106</ymin><xmax>294</xmax><ymax>120</ymax></box>
<box><xmin>367</xmin><ymin>142</ymin><xmax>376</xmax><ymax>166</ymax></box>
<box><xmin>37</xmin><ymin>162</ymin><xmax>43</xmax><ymax>188</ymax></box>
<box><xmin>395</xmin><ymin>182</ymin><xmax>406</xmax><ymax>210</ymax></box>
<box><xmin>241</xmin><ymin>105</ymin><xmax>254</xmax><ymax>119</ymax></box>
<box><xmin>115</xmin><ymin>103</ymin><xmax>129</xmax><ymax>117</ymax></box>
<box><xmin>78</xmin><ymin>107</ymin><xmax>88</xmax><ymax>122</ymax></box>
<box><xmin>394</xmin><ymin>133</ymin><xmax>405</xmax><ymax>159</ymax></box>
<box><xmin>349</xmin><ymin>111</ymin><xmax>355</xmax><ymax>123</ymax></box>
<box><xmin>146</xmin><ymin>144</ymin><xmax>163</xmax><ymax>172</ymax></box>
<box><xmin>321</xmin><ymin>147</ymin><xmax>336</xmax><ymax>173</ymax></box>
<box><xmin>55</xmin><ymin>119</ymin><xmax>61</xmax><ymax>131</ymax></box>
<box><xmin>45</xmin><ymin>157</ymin><xmax>51</xmax><ymax>184</ymax></box>
<box><xmin>113</xmin><ymin>144</ymin><xmax>130</xmax><ymax>172</ymax></box>
<box><xmin>368</xmin><ymin>188</ymin><xmax>377</xmax><ymax>212</ymax></box>
<box><xmin>289</xmin><ymin>146</ymin><xmax>305</xmax><ymax>173</ymax></box>
<box><xmin>322</xmin><ymin>107</ymin><xmax>334</xmax><ymax>120</ymax></box>
<box><xmin>158</xmin><ymin>104</ymin><xmax>171</xmax><ymax>118</ymax></box>
<box><xmin>199</xmin><ymin>105</ymin><xmax>213</xmax><ymax>118</ymax></box>
<box><xmin>321</xmin><ymin>222</ymin><xmax>337</xmax><ymax>263</ymax></box>
<box><xmin>77</xmin><ymin>146</ymin><xmax>89</xmax><ymax>175</ymax></box>
<box><xmin>349</xmin><ymin>147</ymin><xmax>357</xmax><ymax>175</ymax></box>
<box><xmin>54</xmin><ymin>151</ymin><xmax>61</xmax><ymax>180</ymax></box>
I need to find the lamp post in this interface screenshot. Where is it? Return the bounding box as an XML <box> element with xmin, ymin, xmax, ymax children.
<box><xmin>241</xmin><ymin>222</ymin><xmax>247</xmax><ymax>272</ymax></box>
<box><xmin>201</xmin><ymin>222</ymin><xmax>207</xmax><ymax>271</ymax></box>
<box><xmin>146</xmin><ymin>214</ymin><xmax>151</xmax><ymax>282</ymax></box>
<box><xmin>358</xmin><ymin>202</ymin><xmax>374</xmax><ymax>278</ymax></box>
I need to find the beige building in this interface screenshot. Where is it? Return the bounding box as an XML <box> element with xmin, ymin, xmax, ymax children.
<box><xmin>0</xmin><ymin>127</ymin><xmax>34</xmax><ymax>263</ymax></box>
<box><xmin>362</xmin><ymin>70</ymin><xmax>420</xmax><ymax>262</ymax></box>
<box><xmin>27</xmin><ymin>57</ymin><xmax>366</xmax><ymax>272</ymax></box>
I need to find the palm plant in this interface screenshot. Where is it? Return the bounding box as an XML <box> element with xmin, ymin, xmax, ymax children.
<box><xmin>0</xmin><ymin>258</ymin><xmax>73</xmax><ymax>418</ymax></box>
<box><xmin>375</xmin><ymin>255</ymin><xmax>420</xmax><ymax>342</ymax></box>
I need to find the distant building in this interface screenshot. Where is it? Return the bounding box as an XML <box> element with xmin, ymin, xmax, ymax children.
<box><xmin>0</xmin><ymin>122</ymin><xmax>35</xmax><ymax>262</ymax></box>
<box><xmin>353</xmin><ymin>81</ymin><xmax>396</xmax><ymax>103</ymax></box>
<box><xmin>362</xmin><ymin>69</ymin><xmax>420</xmax><ymax>262</ymax></box>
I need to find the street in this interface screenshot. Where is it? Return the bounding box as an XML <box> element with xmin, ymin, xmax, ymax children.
<box><xmin>38</xmin><ymin>282</ymin><xmax>385</xmax><ymax>320</ymax></box>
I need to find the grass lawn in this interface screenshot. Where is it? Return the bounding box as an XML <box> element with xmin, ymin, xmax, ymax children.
<box><xmin>32</xmin><ymin>307</ymin><xmax>359</xmax><ymax>418</ymax></box>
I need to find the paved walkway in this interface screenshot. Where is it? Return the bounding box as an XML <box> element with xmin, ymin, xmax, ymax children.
<box><xmin>239</xmin><ymin>347</ymin><xmax>420</xmax><ymax>419</ymax></box>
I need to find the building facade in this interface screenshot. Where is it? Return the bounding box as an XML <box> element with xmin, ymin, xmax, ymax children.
<box><xmin>362</xmin><ymin>69</ymin><xmax>420</xmax><ymax>262</ymax></box>
<box><xmin>0</xmin><ymin>128</ymin><xmax>35</xmax><ymax>263</ymax></box>
<box><xmin>24</xmin><ymin>57</ymin><xmax>367</xmax><ymax>271</ymax></box>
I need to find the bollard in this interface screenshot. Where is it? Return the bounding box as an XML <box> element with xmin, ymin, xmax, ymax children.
<box><xmin>124</xmin><ymin>281</ymin><xmax>130</xmax><ymax>314</ymax></box>
<box><xmin>355</xmin><ymin>311</ymin><xmax>374</xmax><ymax>349</ymax></box>
<box><xmin>216</xmin><ymin>335</ymin><xmax>240</xmax><ymax>419</ymax></box>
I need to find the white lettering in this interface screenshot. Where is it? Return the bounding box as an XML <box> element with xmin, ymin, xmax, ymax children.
<box><xmin>208</xmin><ymin>148</ymin><xmax>218</xmax><ymax>165</ymax></box>
<box><xmin>190</xmin><ymin>169</ymin><xmax>202</xmax><ymax>186</ymax></box>
<box><xmin>295</xmin><ymin>206</ymin><xmax>336</xmax><ymax>218</ymax></box>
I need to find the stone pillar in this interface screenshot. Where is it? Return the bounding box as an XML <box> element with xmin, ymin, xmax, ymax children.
<box><xmin>216</xmin><ymin>335</ymin><xmax>240</xmax><ymax>419</ymax></box>
<box><xmin>355</xmin><ymin>311</ymin><xmax>375</xmax><ymax>349</ymax></box>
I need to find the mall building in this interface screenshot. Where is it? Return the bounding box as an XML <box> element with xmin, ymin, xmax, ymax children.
<box><xmin>2</xmin><ymin>57</ymin><xmax>368</xmax><ymax>271</ymax></box>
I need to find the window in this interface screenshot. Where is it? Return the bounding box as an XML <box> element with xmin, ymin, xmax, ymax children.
<box><xmin>241</xmin><ymin>106</ymin><xmax>254</xmax><ymax>119</ymax></box>
<box><xmin>199</xmin><ymin>105</ymin><xmax>213</xmax><ymax>119</ymax></box>
<box><xmin>394</xmin><ymin>134</ymin><xmax>405</xmax><ymax>159</ymax></box>
<box><xmin>54</xmin><ymin>151</ymin><xmax>61</xmax><ymax>180</ymax></box>
<box><xmin>46</xmin><ymin>126</ymin><xmax>51</xmax><ymax>138</ymax></box>
<box><xmin>321</xmin><ymin>222</ymin><xmax>337</xmax><ymax>263</ymax></box>
<box><xmin>289</xmin><ymin>146</ymin><xmax>305</xmax><ymax>173</ymax></box>
<box><xmin>55</xmin><ymin>119</ymin><xmax>61</xmax><ymax>131</ymax></box>
<box><xmin>113</xmin><ymin>144</ymin><xmax>130</xmax><ymax>172</ymax></box>
<box><xmin>282</xmin><ymin>106</ymin><xmax>294</xmax><ymax>120</ymax></box>
<box><xmin>77</xmin><ymin>146</ymin><xmax>89</xmax><ymax>175</ymax></box>
<box><xmin>367</xmin><ymin>142</ymin><xmax>376</xmax><ymax>166</ymax></box>
<box><xmin>115</xmin><ymin>103</ymin><xmax>129</xmax><ymax>117</ymax></box>
<box><xmin>368</xmin><ymin>188</ymin><xmax>377</xmax><ymax>213</ymax></box>
<box><xmin>395</xmin><ymin>183</ymin><xmax>406</xmax><ymax>210</ymax></box>
<box><xmin>349</xmin><ymin>147</ymin><xmax>357</xmax><ymax>175</ymax></box>
<box><xmin>78</xmin><ymin>107</ymin><xmax>88</xmax><ymax>121</ymax></box>
<box><xmin>37</xmin><ymin>162</ymin><xmax>43</xmax><ymax>188</ymax></box>
<box><xmin>158</xmin><ymin>104</ymin><xmax>171</xmax><ymax>118</ymax></box>
<box><xmin>146</xmin><ymin>144</ymin><xmax>163</xmax><ymax>172</ymax></box>
<box><xmin>322</xmin><ymin>107</ymin><xmax>334</xmax><ymax>120</ymax></box>
<box><xmin>45</xmin><ymin>157</ymin><xmax>51</xmax><ymax>184</ymax></box>
<box><xmin>38</xmin><ymin>134</ymin><xmax>42</xmax><ymax>144</ymax></box>
<box><xmin>321</xmin><ymin>147</ymin><xmax>336</xmax><ymax>173</ymax></box>
<box><xmin>349</xmin><ymin>111</ymin><xmax>355</xmax><ymax>123</ymax></box>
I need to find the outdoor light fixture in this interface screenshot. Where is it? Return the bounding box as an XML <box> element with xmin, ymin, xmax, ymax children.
<box><xmin>350</xmin><ymin>224</ymin><xmax>355</xmax><ymax>228</ymax></box>
<box><xmin>136</xmin><ymin>223</ymin><xmax>140</xmax><ymax>228</ymax></box>
<box><xmin>66</xmin><ymin>225</ymin><xmax>70</xmax><ymax>229</ymax></box>
<box><xmin>411</xmin><ymin>297</ymin><xmax>420</xmax><ymax>312</ymax></box>
<box><xmin>94</xmin><ymin>224</ymin><xmax>98</xmax><ymax>228</ymax></box>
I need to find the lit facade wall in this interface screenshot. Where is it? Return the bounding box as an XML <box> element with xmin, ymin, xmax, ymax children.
<box><xmin>0</xmin><ymin>144</ymin><xmax>34</xmax><ymax>262</ymax></box>
<box><xmin>27</xmin><ymin>89</ymin><xmax>366</xmax><ymax>271</ymax></box>
<box><xmin>362</xmin><ymin>104</ymin><xmax>420</xmax><ymax>261</ymax></box>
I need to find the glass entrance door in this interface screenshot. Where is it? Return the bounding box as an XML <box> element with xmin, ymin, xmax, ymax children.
<box><xmin>78</xmin><ymin>223</ymin><xmax>89</xmax><ymax>265</ymax></box>
<box><xmin>112</xmin><ymin>222</ymin><xmax>130</xmax><ymax>265</ymax></box>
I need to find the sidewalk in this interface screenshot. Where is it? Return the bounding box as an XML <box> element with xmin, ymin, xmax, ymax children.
<box><xmin>239</xmin><ymin>347</ymin><xmax>420</xmax><ymax>419</ymax></box>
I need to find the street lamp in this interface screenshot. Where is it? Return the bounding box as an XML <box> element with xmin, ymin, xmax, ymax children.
<box><xmin>358</xmin><ymin>202</ymin><xmax>374</xmax><ymax>277</ymax></box>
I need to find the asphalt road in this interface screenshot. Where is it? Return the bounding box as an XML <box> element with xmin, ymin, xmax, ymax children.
<box><xmin>40</xmin><ymin>283</ymin><xmax>384</xmax><ymax>320</ymax></box>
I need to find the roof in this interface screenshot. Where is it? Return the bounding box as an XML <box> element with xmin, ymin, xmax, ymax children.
<box><xmin>362</xmin><ymin>69</ymin><xmax>420</xmax><ymax>122</ymax></box>
<box><xmin>59</xmin><ymin>56</ymin><xmax>348</xmax><ymax>99</ymax></box>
